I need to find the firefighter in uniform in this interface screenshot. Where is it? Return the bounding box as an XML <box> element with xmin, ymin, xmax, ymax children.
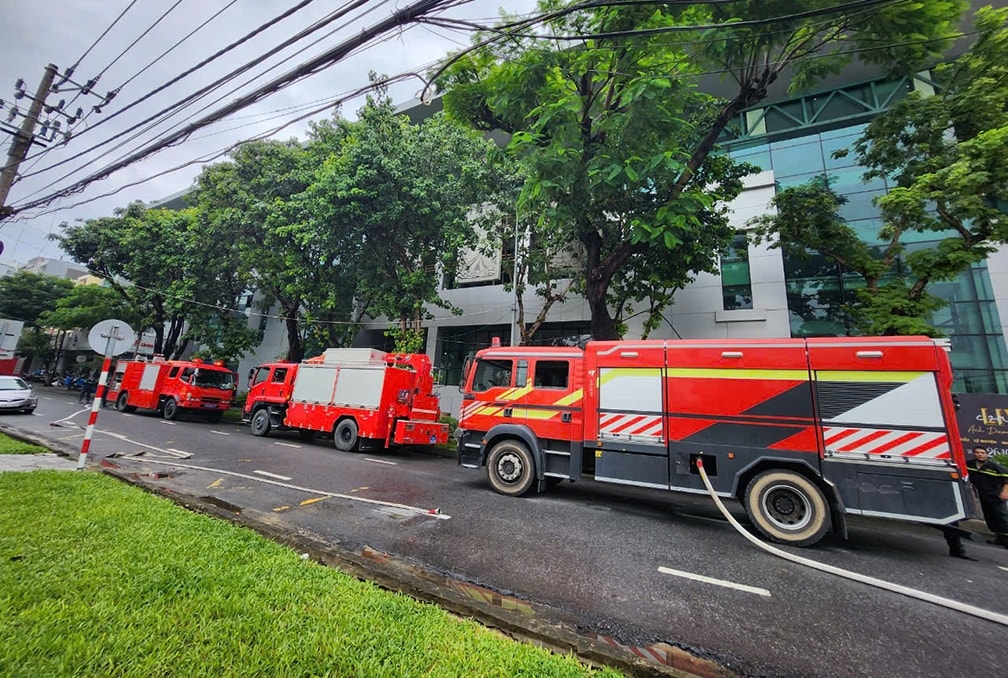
<box><xmin>967</xmin><ymin>446</ymin><xmax>1008</xmax><ymax>548</ymax></box>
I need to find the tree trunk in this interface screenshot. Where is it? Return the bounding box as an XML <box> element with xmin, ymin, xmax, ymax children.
<box><xmin>285</xmin><ymin>314</ymin><xmax>303</xmax><ymax>363</ymax></box>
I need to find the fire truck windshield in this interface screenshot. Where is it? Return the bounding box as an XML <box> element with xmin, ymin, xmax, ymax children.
<box><xmin>188</xmin><ymin>368</ymin><xmax>235</xmax><ymax>390</ymax></box>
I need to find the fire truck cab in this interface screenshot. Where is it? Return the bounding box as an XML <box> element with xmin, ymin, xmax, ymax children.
<box><xmin>457</xmin><ymin>337</ymin><xmax>971</xmax><ymax>547</ymax></box>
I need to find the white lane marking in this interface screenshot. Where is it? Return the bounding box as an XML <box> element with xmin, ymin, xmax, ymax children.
<box><xmin>364</xmin><ymin>458</ymin><xmax>397</xmax><ymax>465</ymax></box>
<box><xmin>274</xmin><ymin>442</ymin><xmax>301</xmax><ymax>449</ymax></box>
<box><xmin>160</xmin><ymin>421</ymin><xmax>176</xmax><ymax>425</ymax></box>
<box><xmin>254</xmin><ymin>470</ymin><xmax>292</xmax><ymax>481</ymax></box>
<box><xmin>658</xmin><ymin>566</ymin><xmax>771</xmax><ymax>597</ymax></box>
<box><xmin>1000</xmin><ymin>566</ymin><xmax>1008</xmax><ymax>573</ymax></box>
<box><xmin>115</xmin><ymin>457</ymin><xmax>450</xmax><ymax>519</ymax></box>
<box><xmin>210</xmin><ymin>430</ymin><xmax>229</xmax><ymax>436</ymax></box>
<box><xmin>94</xmin><ymin>431</ymin><xmax>192</xmax><ymax>459</ymax></box>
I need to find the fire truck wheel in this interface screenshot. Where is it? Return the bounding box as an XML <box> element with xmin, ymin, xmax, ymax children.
<box><xmin>487</xmin><ymin>440</ymin><xmax>535</xmax><ymax>497</ymax></box>
<box><xmin>250</xmin><ymin>408</ymin><xmax>271</xmax><ymax>437</ymax></box>
<box><xmin>744</xmin><ymin>470</ymin><xmax>830</xmax><ymax>547</ymax></box>
<box><xmin>333</xmin><ymin>419</ymin><xmax>359</xmax><ymax>452</ymax></box>
<box><xmin>116</xmin><ymin>393</ymin><xmax>128</xmax><ymax>411</ymax></box>
<box><xmin>162</xmin><ymin>398</ymin><xmax>180</xmax><ymax>421</ymax></box>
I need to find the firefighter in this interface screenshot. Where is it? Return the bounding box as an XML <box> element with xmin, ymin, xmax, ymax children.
<box><xmin>967</xmin><ymin>446</ymin><xmax>1008</xmax><ymax>548</ymax></box>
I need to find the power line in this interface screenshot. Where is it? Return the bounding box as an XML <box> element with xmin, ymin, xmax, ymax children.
<box><xmin>67</xmin><ymin>0</ymin><xmax>140</xmax><ymax>72</ymax></box>
<box><xmin>19</xmin><ymin>0</ymin><xmax>327</xmax><ymax>185</ymax></box>
<box><xmin>8</xmin><ymin>0</ymin><xmax>458</xmax><ymax>215</ymax></box>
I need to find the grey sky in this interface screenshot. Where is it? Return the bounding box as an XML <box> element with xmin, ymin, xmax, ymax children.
<box><xmin>0</xmin><ymin>0</ymin><xmax>536</xmax><ymax>266</ymax></box>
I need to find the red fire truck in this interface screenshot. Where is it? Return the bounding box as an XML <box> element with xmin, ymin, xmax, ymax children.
<box><xmin>243</xmin><ymin>348</ymin><xmax>448</xmax><ymax>452</ymax></box>
<box><xmin>457</xmin><ymin>336</ymin><xmax>971</xmax><ymax>546</ymax></box>
<box><xmin>108</xmin><ymin>358</ymin><xmax>237</xmax><ymax>422</ymax></box>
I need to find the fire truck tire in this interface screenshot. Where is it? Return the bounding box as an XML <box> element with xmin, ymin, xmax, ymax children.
<box><xmin>250</xmin><ymin>408</ymin><xmax>271</xmax><ymax>437</ymax></box>
<box><xmin>487</xmin><ymin>440</ymin><xmax>535</xmax><ymax>497</ymax></box>
<box><xmin>162</xmin><ymin>398</ymin><xmax>180</xmax><ymax>421</ymax></box>
<box><xmin>333</xmin><ymin>419</ymin><xmax>359</xmax><ymax>452</ymax></box>
<box><xmin>116</xmin><ymin>393</ymin><xmax>137</xmax><ymax>413</ymax></box>
<box><xmin>744</xmin><ymin>470</ymin><xmax>830</xmax><ymax>547</ymax></box>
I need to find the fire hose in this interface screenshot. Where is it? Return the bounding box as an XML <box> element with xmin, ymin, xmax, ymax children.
<box><xmin>694</xmin><ymin>459</ymin><xmax>1008</xmax><ymax>627</ymax></box>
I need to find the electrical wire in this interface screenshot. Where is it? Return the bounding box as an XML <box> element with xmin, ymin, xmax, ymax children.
<box><xmin>17</xmin><ymin>1</ymin><xmax>243</xmax><ymax>178</ymax></box>
<box><xmin>18</xmin><ymin>0</ymin><xmax>328</xmax><ymax>184</ymax></box>
<box><xmin>66</xmin><ymin>0</ymin><xmax>140</xmax><ymax>72</ymax></box>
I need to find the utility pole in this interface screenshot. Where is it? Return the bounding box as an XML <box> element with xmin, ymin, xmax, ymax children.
<box><xmin>0</xmin><ymin>63</ymin><xmax>58</xmax><ymax>219</ymax></box>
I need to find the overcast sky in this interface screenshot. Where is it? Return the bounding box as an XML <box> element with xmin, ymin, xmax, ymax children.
<box><xmin>0</xmin><ymin>0</ymin><xmax>537</xmax><ymax>267</ymax></box>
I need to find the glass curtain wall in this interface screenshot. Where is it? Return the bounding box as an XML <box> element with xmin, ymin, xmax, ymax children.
<box><xmin>728</xmin><ymin>107</ymin><xmax>1008</xmax><ymax>393</ymax></box>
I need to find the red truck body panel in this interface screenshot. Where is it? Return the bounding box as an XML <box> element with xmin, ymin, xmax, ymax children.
<box><xmin>243</xmin><ymin>349</ymin><xmax>448</xmax><ymax>450</ymax></box>
<box><xmin>457</xmin><ymin>336</ymin><xmax>971</xmax><ymax>546</ymax></box>
<box><xmin>108</xmin><ymin>359</ymin><xmax>236</xmax><ymax>420</ymax></box>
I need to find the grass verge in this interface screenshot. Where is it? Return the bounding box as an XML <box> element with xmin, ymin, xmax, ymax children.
<box><xmin>0</xmin><ymin>471</ymin><xmax>621</xmax><ymax>678</ymax></box>
<box><xmin>0</xmin><ymin>431</ymin><xmax>46</xmax><ymax>455</ymax></box>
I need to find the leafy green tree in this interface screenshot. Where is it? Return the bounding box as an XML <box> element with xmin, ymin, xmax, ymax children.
<box><xmin>751</xmin><ymin>6</ymin><xmax>1008</xmax><ymax>336</ymax></box>
<box><xmin>40</xmin><ymin>284</ymin><xmax>135</xmax><ymax>332</ymax></box>
<box><xmin>439</xmin><ymin>0</ymin><xmax>966</xmax><ymax>340</ymax></box>
<box><xmin>54</xmin><ymin>203</ymin><xmax>258</xmax><ymax>360</ymax></box>
<box><xmin>0</xmin><ymin>271</ymin><xmax>73</xmax><ymax>327</ymax></box>
<box><xmin>192</xmin><ymin>139</ymin><xmax>359</xmax><ymax>363</ymax></box>
<box><xmin>305</xmin><ymin>95</ymin><xmax>515</xmax><ymax>338</ymax></box>
<box><xmin>0</xmin><ymin>271</ymin><xmax>73</xmax><ymax>368</ymax></box>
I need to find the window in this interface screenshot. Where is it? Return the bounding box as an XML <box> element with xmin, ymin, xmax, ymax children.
<box><xmin>721</xmin><ymin>234</ymin><xmax>753</xmax><ymax>310</ymax></box>
<box><xmin>533</xmin><ymin>361</ymin><xmax>569</xmax><ymax>389</ymax></box>
<box><xmin>168</xmin><ymin>367</ymin><xmax>180</xmax><ymax>378</ymax></box>
<box><xmin>271</xmin><ymin>368</ymin><xmax>288</xmax><ymax>383</ymax></box>
<box><xmin>472</xmin><ymin>359</ymin><xmax>513</xmax><ymax>392</ymax></box>
<box><xmin>252</xmin><ymin>368</ymin><xmax>269</xmax><ymax>386</ymax></box>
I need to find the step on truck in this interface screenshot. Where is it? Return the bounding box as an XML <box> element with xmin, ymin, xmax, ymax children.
<box><xmin>243</xmin><ymin>348</ymin><xmax>449</xmax><ymax>452</ymax></box>
<box><xmin>108</xmin><ymin>358</ymin><xmax>237</xmax><ymax>422</ymax></box>
<box><xmin>456</xmin><ymin>336</ymin><xmax>972</xmax><ymax>547</ymax></box>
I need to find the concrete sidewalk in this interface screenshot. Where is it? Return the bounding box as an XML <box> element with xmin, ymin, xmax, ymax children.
<box><xmin>0</xmin><ymin>452</ymin><xmax>79</xmax><ymax>472</ymax></box>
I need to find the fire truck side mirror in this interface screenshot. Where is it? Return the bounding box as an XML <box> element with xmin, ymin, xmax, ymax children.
<box><xmin>248</xmin><ymin>368</ymin><xmax>255</xmax><ymax>385</ymax></box>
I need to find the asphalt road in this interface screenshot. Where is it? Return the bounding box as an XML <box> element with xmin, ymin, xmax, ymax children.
<box><xmin>5</xmin><ymin>385</ymin><xmax>1008</xmax><ymax>678</ymax></box>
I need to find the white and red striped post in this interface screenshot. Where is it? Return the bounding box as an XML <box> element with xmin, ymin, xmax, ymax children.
<box><xmin>76</xmin><ymin>356</ymin><xmax>112</xmax><ymax>470</ymax></box>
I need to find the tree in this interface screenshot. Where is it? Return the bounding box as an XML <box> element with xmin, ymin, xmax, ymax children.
<box><xmin>39</xmin><ymin>283</ymin><xmax>136</xmax><ymax>374</ymax></box>
<box><xmin>54</xmin><ymin>203</ymin><xmax>258</xmax><ymax>361</ymax></box>
<box><xmin>305</xmin><ymin>95</ymin><xmax>515</xmax><ymax>341</ymax></box>
<box><xmin>0</xmin><ymin>271</ymin><xmax>73</xmax><ymax>327</ymax></box>
<box><xmin>750</xmin><ymin>6</ymin><xmax>1008</xmax><ymax>336</ymax></box>
<box><xmin>439</xmin><ymin>0</ymin><xmax>967</xmax><ymax>340</ymax></box>
<box><xmin>192</xmin><ymin>139</ymin><xmax>357</xmax><ymax>363</ymax></box>
<box><xmin>0</xmin><ymin>271</ymin><xmax>73</xmax><ymax>368</ymax></box>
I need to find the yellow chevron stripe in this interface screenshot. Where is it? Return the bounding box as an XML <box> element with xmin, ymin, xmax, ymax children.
<box><xmin>666</xmin><ymin>368</ymin><xmax>809</xmax><ymax>380</ymax></box>
<box><xmin>502</xmin><ymin>385</ymin><xmax>536</xmax><ymax>400</ymax></box>
<box><xmin>553</xmin><ymin>389</ymin><xmax>583</xmax><ymax>406</ymax></box>
<box><xmin>600</xmin><ymin>368</ymin><xmax>662</xmax><ymax>385</ymax></box>
<box><xmin>513</xmin><ymin>408</ymin><xmax>559</xmax><ymax>420</ymax></box>
<box><xmin>815</xmin><ymin>370</ymin><xmax>923</xmax><ymax>383</ymax></box>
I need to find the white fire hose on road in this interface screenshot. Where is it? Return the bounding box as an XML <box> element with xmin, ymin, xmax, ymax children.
<box><xmin>695</xmin><ymin>459</ymin><xmax>1008</xmax><ymax>627</ymax></box>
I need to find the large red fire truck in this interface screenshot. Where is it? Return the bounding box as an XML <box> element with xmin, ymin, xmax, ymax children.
<box><xmin>457</xmin><ymin>336</ymin><xmax>971</xmax><ymax>546</ymax></box>
<box><xmin>243</xmin><ymin>348</ymin><xmax>448</xmax><ymax>452</ymax></box>
<box><xmin>108</xmin><ymin>358</ymin><xmax>237</xmax><ymax>422</ymax></box>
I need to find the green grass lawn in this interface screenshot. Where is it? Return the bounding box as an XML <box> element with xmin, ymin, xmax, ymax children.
<box><xmin>0</xmin><ymin>431</ymin><xmax>46</xmax><ymax>455</ymax></box>
<box><xmin>0</xmin><ymin>471</ymin><xmax>621</xmax><ymax>678</ymax></box>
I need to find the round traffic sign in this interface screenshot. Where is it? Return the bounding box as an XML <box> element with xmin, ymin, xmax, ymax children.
<box><xmin>88</xmin><ymin>319</ymin><xmax>137</xmax><ymax>357</ymax></box>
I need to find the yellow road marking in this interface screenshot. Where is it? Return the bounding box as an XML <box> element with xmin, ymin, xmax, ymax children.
<box><xmin>207</xmin><ymin>478</ymin><xmax>223</xmax><ymax>489</ymax></box>
<box><xmin>272</xmin><ymin>506</ymin><xmax>290</xmax><ymax>512</ymax></box>
<box><xmin>300</xmin><ymin>497</ymin><xmax>328</xmax><ymax>506</ymax></box>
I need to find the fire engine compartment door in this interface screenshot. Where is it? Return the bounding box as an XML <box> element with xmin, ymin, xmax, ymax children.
<box><xmin>594</xmin><ymin>343</ymin><xmax>669</xmax><ymax>490</ymax></box>
<box><xmin>139</xmin><ymin>364</ymin><xmax>162</xmax><ymax>391</ymax></box>
<box><xmin>665</xmin><ymin>340</ymin><xmax>818</xmax><ymax>495</ymax></box>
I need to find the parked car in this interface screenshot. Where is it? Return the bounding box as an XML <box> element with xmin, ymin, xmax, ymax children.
<box><xmin>0</xmin><ymin>376</ymin><xmax>38</xmax><ymax>414</ymax></box>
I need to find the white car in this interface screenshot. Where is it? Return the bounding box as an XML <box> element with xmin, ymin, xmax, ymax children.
<box><xmin>0</xmin><ymin>376</ymin><xmax>38</xmax><ymax>414</ymax></box>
